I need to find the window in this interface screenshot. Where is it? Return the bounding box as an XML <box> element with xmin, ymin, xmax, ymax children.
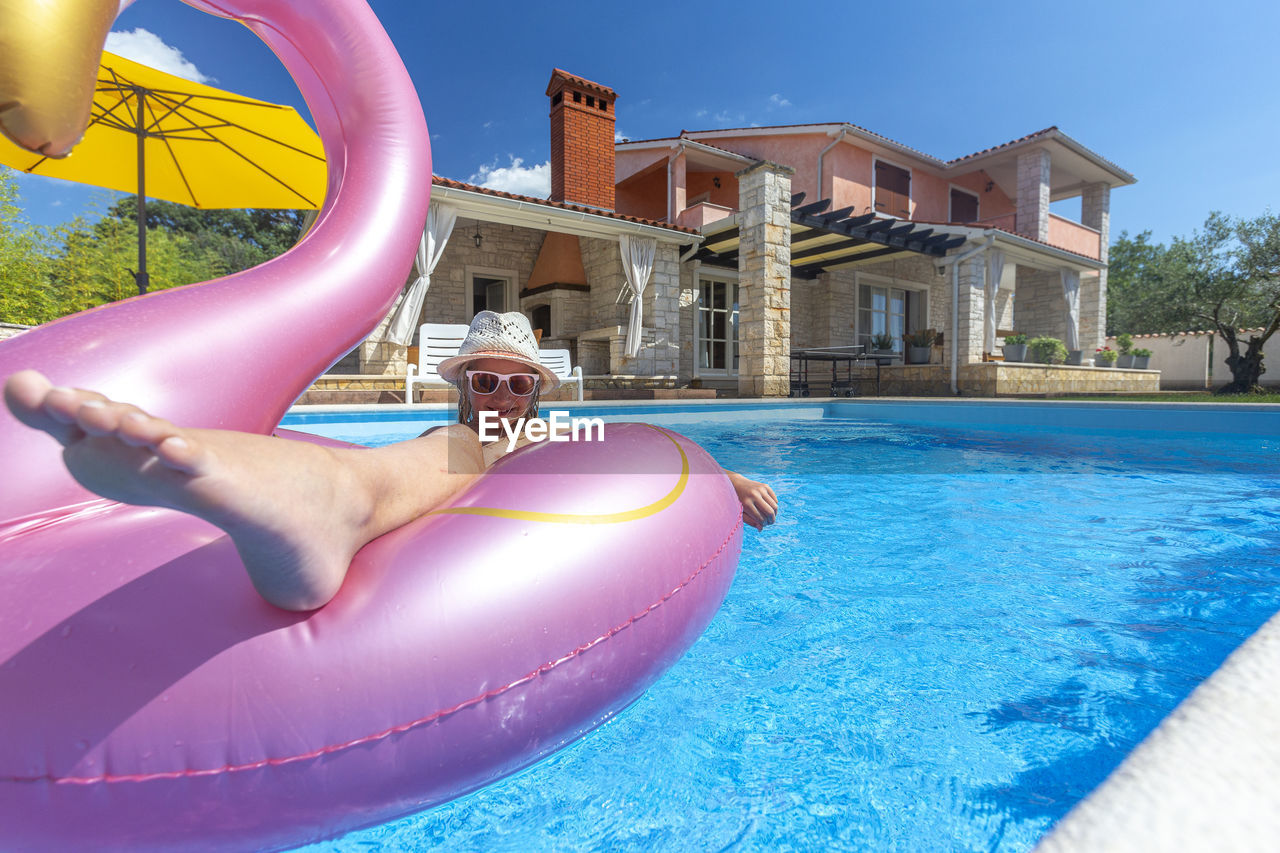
<box><xmin>471</xmin><ymin>275</ymin><xmax>508</xmax><ymax>316</ymax></box>
<box><xmin>950</xmin><ymin>187</ymin><xmax>979</xmax><ymax>223</ymax></box>
<box><xmin>857</xmin><ymin>282</ymin><xmax>928</xmax><ymax>353</ymax></box>
<box><xmin>873</xmin><ymin>160</ymin><xmax>911</xmax><ymax>218</ymax></box>
<box><xmin>696</xmin><ymin>278</ymin><xmax>739</xmax><ymax>374</ymax></box>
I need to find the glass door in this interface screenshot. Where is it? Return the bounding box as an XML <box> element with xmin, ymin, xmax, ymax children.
<box><xmin>696</xmin><ymin>278</ymin><xmax>739</xmax><ymax>374</ymax></box>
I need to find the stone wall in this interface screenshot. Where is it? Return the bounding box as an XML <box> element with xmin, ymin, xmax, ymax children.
<box><xmin>958</xmin><ymin>362</ymin><xmax>1160</xmax><ymax>396</ymax></box>
<box><xmin>362</xmin><ymin>216</ymin><xmax>545</xmax><ymax>375</ymax></box>
<box><xmin>1012</xmin><ymin>267</ymin><xmax>1068</xmax><ymax>343</ymax></box>
<box><xmin>789</xmin><ymin>271</ymin><xmax>819</xmax><ymax>350</ymax></box>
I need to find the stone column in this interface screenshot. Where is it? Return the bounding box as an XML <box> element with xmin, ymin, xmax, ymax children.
<box><xmin>1016</xmin><ymin>148</ymin><xmax>1051</xmax><ymax>241</ymax></box>
<box><xmin>736</xmin><ymin>160</ymin><xmax>793</xmax><ymax>397</ymax></box>
<box><xmin>955</xmin><ymin>253</ymin><xmax>987</xmax><ymax>366</ymax></box>
<box><xmin>643</xmin><ymin>242</ymin><xmax>682</xmax><ymax>376</ymax></box>
<box><xmin>1080</xmin><ymin>182</ymin><xmax>1111</xmax><ymax>352</ymax></box>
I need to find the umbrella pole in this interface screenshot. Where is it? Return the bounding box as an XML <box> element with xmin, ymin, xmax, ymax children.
<box><xmin>133</xmin><ymin>88</ymin><xmax>149</xmax><ymax>296</ymax></box>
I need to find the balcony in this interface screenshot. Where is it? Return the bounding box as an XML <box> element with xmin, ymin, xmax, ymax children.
<box><xmin>967</xmin><ymin>213</ymin><xmax>1101</xmax><ymax>260</ymax></box>
<box><xmin>1047</xmin><ymin>214</ymin><xmax>1101</xmax><ymax>259</ymax></box>
<box><xmin>678</xmin><ymin>201</ymin><xmax>735</xmax><ymax>230</ymax></box>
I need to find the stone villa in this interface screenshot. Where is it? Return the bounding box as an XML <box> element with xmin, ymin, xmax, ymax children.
<box><xmin>331</xmin><ymin>69</ymin><xmax>1151</xmax><ymax>401</ymax></box>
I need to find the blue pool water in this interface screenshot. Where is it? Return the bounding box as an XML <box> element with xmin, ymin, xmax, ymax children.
<box><xmin>291</xmin><ymin>405</ymin><xmax>1280</xmax><ymax>851</ymax></box>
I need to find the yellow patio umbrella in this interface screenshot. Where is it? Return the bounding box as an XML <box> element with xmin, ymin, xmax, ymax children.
<box><xmin>0</xmin><ymin>50</ymin><xmax>326</xmax><ymax>294</ymax></box>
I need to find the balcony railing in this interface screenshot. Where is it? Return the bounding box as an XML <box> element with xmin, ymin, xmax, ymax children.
<box><xmin>967</xmin><ymin>213</ymin><xmax>1101</xmax><ymax>259</ymax></box>
<box><xmin>678</xmin><ymin>201</ymin><xmax>735</xmax><ymax>230</ymax></box>
<box><xmin>1047</xmin><ymin>214</ymin><xmax>1101</xmax><ymax>259</ymax></box>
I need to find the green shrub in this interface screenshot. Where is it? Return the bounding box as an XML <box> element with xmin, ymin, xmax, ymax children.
<box><xmin>1116</xmin><ymin>333</ymin><xmax>1133</xmax><ymax>355</ymax></box>
<box><xmin>1027</xmin><ymin>336</ymin><xmax>1068</xmax><ymax>364</ymax></box>
<box><xmin>1095</xmin><ymin>347</ymin><xmax>1119</xmax><ymax>364</ymax></box>
<box><xmin>1133</xmin><ymin>348</ymin><xmax>1152</xmax><ymax>358</ymax></box>
<box><xmin>905</xmin><ymin>328</ymin><xmax>937</xmax><ymax>347</ymax></box>
<box><xmin>1003</xmin><ymin>333</ymin><xmax>1028</xmax><ymax>345</ymax></box>
<box><xmin>870</xmin><ymin>332</ymin><xmax>895</xmax><ymax>351</ymax></box>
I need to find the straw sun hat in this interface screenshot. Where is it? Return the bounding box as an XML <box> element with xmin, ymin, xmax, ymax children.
<box><xmin>436</xmin><ymin>310</ymin><xmax>560</xmax><ymax>392</ymax></box>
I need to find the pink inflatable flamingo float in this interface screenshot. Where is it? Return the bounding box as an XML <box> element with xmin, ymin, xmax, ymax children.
<box><xmin>0</xmin><ymin>2</ymin><xmax>742</xmax><ymax>850</ymax></box>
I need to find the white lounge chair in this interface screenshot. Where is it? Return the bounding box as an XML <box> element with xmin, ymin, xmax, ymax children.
<box><xmin>538</xmin><ymin>348</ymin><xmax>584</xmax><ymax>401</ymax></box>
<box><xmin>405</xmin><ymin>322</ymin><xmax>469</xmax><ymax>404</ymax></box>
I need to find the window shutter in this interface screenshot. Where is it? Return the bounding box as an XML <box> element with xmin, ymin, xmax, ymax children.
<box><xmin>950</xmin><ymin>188</ymin><xmax>978</xmax><ymax>223</ymax></box>
<box><xmin>875</xmin><ymin>162</ymin><xmax>911</xmax><ymax>218</ymax></box>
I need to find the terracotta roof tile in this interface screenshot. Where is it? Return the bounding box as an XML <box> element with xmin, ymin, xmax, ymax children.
<box><xmin>431</xmin><ymin>176</ymin><xmax>697</xmax><ymax>235</ymax></box>
<box><xmin>678</xmin><ymin>123</ymin><xmax>944</xmax><ymax>164</ymax></box>
<box><xmin>946</xmin><ymin>127</ymin><xmax>1058</xmax><ymax>164</ymax></box>
<box><xmin>546</xmin><ymin>69</ymin><xmax>616</xmax><ymax>98</ymax></box>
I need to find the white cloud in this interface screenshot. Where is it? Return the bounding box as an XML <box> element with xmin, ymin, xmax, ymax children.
<box><xmin>105</xmin><ymin>29</ymin><xmax>212</xmax><ymax>83</ymax></box>
<box><xmin>695</xmin><ymin>109</ymin><xmax>708</xmax><ymax>118</ymax></box>
<box><xmin>714</xmin><ymin>110</ymin><xmax>745</xmax><ymax>124</ymax></box>
<box><xmin>468</xmin><ymin>157</ymin><xmax>550</xmax><ymax>198</ymax></box>
<box><xmin>482</xmin><ymin>121</ymin><xmax>495</xmax><ymax>129</ymax></box>
<box><xmin>769</xmin><ymin>93</ymin><xmax>791</xmax><ymax>108</ymax></box>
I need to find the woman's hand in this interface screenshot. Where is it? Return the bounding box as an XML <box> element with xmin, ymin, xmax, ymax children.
<box><xmin>725</xmin><ymin>469</ymin><xmax>778</xmax><ymax>531</ymax></box>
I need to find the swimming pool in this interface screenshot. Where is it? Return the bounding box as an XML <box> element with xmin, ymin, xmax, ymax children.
<box><xmin>283</xmin><ymin>401</ymin><xmax>1280</xmax><ymax>851</ymax></box>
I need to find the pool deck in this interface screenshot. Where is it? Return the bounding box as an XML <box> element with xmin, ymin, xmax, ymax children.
<box><xmin>284</xmin><ymin>395</ymin><xmax>1280</xmax><ymax>845</ymax></box>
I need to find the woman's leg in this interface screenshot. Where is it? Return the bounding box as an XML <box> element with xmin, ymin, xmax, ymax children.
<box><xmin>4</xmin><ymin>370</ymin><xmax>485</xmax><ymax>611</ymax></box>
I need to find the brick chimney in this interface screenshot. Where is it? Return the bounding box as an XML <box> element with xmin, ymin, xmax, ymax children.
<box><xmin>547</xmin><ymin>69</ymin><xmax>616</xmax><ymax>210</ymax></box>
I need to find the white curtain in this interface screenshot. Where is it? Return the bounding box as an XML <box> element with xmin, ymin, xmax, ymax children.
<box><xmin>1061</xmin><ymin>269</ymin><xmax>1081</xmax><ymax>351</ymax></box>
<box><xmin>984</xmin><ymin>249</ymin><xmax>1006</xmax><ymax>354</ymax></box>
<box><xmin>618</xmin><ymin>234</ymin><xmax>656</xmax><ymax>358</ymax></box>
<box><xmin>383</xmin><ymin>202</ymin><xmax>457</xmax><ymax>345</ymax></box>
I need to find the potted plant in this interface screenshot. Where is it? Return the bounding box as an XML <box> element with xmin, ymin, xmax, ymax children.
<box><xmin>1027</xmin><ymin>336</ymin><xmax>1068</xmax><ymax>365</ymax></box>
<box><xmin>1002</xmin><ymin>333</ymin><xmax>1028</xmax><ymax>362</ymax></box>
<box><xmin>1132</xmin><ymin>347</ymin><xmax>1152</xmax><ymax>370</ymax></box>
<box><xmin>904</xmin><ymin>328</ymin><xmax>936</xmax><ymax>364</ymax></box>
<box><xmin>870</xmin><ymin>332</ymin><xmax>896</xmax><ymax>357</ymax></box>
<box><xmin>1115</xmin><ymin>333</ymin><xmax>1134</xmax><ymax>368</ymax></box>
<box><xmin>1065</xmin><ymin>348</ymin><xmax>1084</xmax><ymax>365</ymax></box>
<box><xmin>1094</xmin><ymin>346</ymin><xmax>1118</xmax><ymax>367</ymax></box>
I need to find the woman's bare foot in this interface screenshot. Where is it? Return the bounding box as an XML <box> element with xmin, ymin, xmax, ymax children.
<box><xmin>4</xmin><ymin>370</ymin><xmax>483</xmax><ymax>610</ymax></box>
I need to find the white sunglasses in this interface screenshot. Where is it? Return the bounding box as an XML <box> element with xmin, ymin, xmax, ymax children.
<box><xmin>465</xmin><ymin>369</ymin><xmax>540</xmax><ymax>397</ymax></box>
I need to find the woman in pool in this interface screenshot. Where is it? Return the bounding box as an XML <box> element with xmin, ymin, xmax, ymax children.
<box><xmin>3</xmin><ymin>311</ymin><xmax>777</xmax><ymax>612</ymax></box>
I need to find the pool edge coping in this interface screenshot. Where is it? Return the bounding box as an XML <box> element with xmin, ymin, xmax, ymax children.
<box><xmin>1036</xmin><ymin>610</ymin><xmax>1280</xmax><ymax>850</ymax></box>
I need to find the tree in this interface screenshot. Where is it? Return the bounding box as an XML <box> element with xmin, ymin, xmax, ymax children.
<box><xmin>0</xmin><ymin>169</ymin><xmax>57</xmax><ymax>325</ymax></box>
<box><xmin>1163</xmin><ymin>212</ymin><xmax>1280</xmax><ymax>395</ymax></box>
<box><xmin>1106</xmin><ymin>230</ymin><xmax>1197</xmax><ymax>335</ymax></box>
<box><xmin>103</xmin><ymin>197</ymin><xmax>308</xmax><ymax>272</ymax></box>
<box><xmin>0</xmin><ymin>171</ymin><xmax>310</xmax><ymax>326</ymax></box>
<box><xmin>48</xmin><ymin>214</ymin><xmax>227</xmax><ymax>315</ymax></box>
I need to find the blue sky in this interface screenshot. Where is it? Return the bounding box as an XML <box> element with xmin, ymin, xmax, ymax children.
<box><xmin>8</xmin><ymin>0</ymin><xmax>1279</xmax><ymax>246</ymax></box>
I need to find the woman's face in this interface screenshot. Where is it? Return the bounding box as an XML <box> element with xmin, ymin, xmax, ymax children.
<box><xmin>464</xmin><ymin>357</ymin><xmax>539</xmax><ymax>421</ymax></box>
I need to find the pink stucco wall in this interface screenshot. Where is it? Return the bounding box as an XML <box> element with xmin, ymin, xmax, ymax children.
<box><xmin>678</xmin><ymin>202</ymin><xmax>734</xmax><ymax>229</ymax></box>
<box><xmin>615</xmin><ymin>162</ymin><xmax>667</xmax><ymax>222</ymax></box>
<box><xmin>686</xmin><ymin>171</ymin><xmax>738</xmax><ymax>208</ymax></box>
<box><xmin>614</xmin><ymin>132</ymin><xmax>1056</xmax><ymax>236</ymax></box>
<box><xmin>949</xmin><ymin>170</ymin><xmax>1014</xmax><ymax>221</ymax></box>
<box><xmin>1048</xmin><ymin>214</ymin><xmax>1101</xmax><ymax>259</ymax></box>
<box><xmin>615</xmin><ymin>149</ymin><xmax>667</xmax><ymax>184</ymax></box>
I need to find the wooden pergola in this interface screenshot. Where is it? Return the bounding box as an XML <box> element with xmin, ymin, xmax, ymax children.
<box><xmin>693</xmin><ymin>192</ymin><xmax>968</xmax><ymax>277</ymax></box>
